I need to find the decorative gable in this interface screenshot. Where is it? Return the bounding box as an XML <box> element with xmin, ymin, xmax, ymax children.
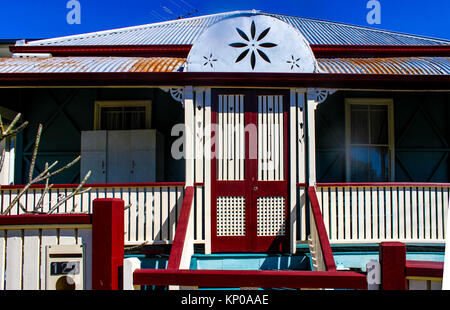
<box><xmin>185</xmin><ymin>14</ymin><xmax>318</xmax><ymax>73</ymax></box>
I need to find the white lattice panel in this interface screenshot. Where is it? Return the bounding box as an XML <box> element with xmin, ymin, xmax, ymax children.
<box><xmin>216</xmin><ymin>196</ymin><xmax>246</xmax><ymax>236</ymax></box>
<box><xmin>257</xmin><ymin>197</ymin><xmax>286</xmax><ymax>236</ymax></box>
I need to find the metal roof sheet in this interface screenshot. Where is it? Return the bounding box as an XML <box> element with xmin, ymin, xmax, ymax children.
<box><xmin>317</xmin><ymin>57</ymin><xmax>450</xmax><ymax>75</ymax></box>
<box><xmin>0</xmin><ymin>56</ymin><xmax>185</xmax><ymax>73</ymax></box>
<box><xmin>22</xmin><ymin>11</ymin><xmax>450</xmax><ymax>47</ymax></box>
<box><xmin>0</xmin><ymin>56</ymin><xmax>449</xmax><ymax>76</ymax></box>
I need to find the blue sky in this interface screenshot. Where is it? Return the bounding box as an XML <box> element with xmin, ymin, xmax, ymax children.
<box><xmin>0</xmin><ymin>0</ymin><xmax>449</xmax><ymax>41</ymax></box>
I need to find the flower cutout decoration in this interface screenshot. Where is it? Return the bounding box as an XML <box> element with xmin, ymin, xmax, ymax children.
<box><xmin>203</xmin><ymin>53</ymin><xmax>217</xmax><ymax>68</ymax></box>
<box><xmin>287</xmin><ymin>55</ymin><xmax>301</xmax><ymax>70</ymax></box>
<box><xmin>229</xmin><ymin>21</ymin><xmax>278</xmax><ymax>70</ymax></box>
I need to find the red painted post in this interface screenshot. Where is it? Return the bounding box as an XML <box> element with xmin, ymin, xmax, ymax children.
<box><xmin>92</xmin><ymin>198</ymin><xmax>124</xmax><ymax>290</ymax></box>
<box><xmin>379</xmin><ymin>242</ymin><xmax>407</xmax><ymax>290</ymax></box>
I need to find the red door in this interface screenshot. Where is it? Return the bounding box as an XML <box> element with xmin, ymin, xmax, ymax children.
<box><xmin>211</xmin><ymin>89</ymin><xmax>289</xmax><ymax>253</ymax></box>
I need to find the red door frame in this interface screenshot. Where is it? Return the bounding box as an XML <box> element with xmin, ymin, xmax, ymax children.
<box><xmin>210</xmin><ymin>88</ymin><xmax>290</xmax><ymax>253</ymax></box>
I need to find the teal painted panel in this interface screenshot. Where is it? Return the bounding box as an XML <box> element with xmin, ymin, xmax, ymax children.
<box><xmin>1</xmin><ymin>87</ymin><xmax>185</xmax><ymax>184</ymax></box>
<box><xmin>192</xmin><ymin>254</ymin><xmax>310</xmax><ymax>271</ymax></box>
<box><xmin>316</xmin><ymin>91</ymin><xmax>450</xmax><ymax>183</ymax></box>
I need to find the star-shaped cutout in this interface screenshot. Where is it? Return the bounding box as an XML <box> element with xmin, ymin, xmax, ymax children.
<box><xmin>229</xmin><ymin>21</ymin><xmax>278</xmax><ymax>70</ymax></box>
<box><xmin>203</xmin><ymin>53</ymin><xmax>217</xmax><ymax>68</ymax></box>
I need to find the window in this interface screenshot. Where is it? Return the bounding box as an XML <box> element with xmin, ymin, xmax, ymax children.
<box><xmin>345</xmin><ymin>99</ymin><xmax>394</xmax><ymax>182</ymax></box>
<box><xmin>94</xmin><ymin>100</ymin><xmax>151</xmax><ymax>130</ymax></box>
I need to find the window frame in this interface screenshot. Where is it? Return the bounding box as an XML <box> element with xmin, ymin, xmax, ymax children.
<box><xmin>93</xmin><ymin>100</ymin><xmax>152</xmax><ymax>130</ymax></box>
<box><xmin>345</xmin><ymin>98</ymin><xmax>395</xmax><ymax>182</ymax></box>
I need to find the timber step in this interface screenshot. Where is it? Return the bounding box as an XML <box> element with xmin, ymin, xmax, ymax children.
<box><xmin>128</xmin><ymin>253</ymin><xmax>313</xmax><ymax>290</ymax></box>
<box><xmin>190</xmin><ymin>253</ymin><xmax>311</xmax><ymax>271</ymax></box>
<box><xmin>126</xmin><ymin>253</ymin><xmax>312</xmax><ymax>271</ymax></box>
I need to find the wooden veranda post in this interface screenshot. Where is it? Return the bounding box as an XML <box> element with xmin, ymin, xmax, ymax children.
<box><xmin>92</xmin><ymin>198</ymin><xmax>125</xmax><ymax>290</ymax></box>
<box><xmin>379</xmin><ymin>242</ymin><xmax>407</xmax><ymax>290</ymax></box>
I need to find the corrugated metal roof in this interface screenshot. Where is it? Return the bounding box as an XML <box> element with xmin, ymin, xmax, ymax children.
<box><xmin>0</xmin><ymin>56</ymin><xmax>185</xmax><ymax>73</ymax></box>
<box><xmin>23</xmin><ymin>11</ymin><xmax>450</xmax><ymax>47</ymax></box>
<box><xmin>0</xmin><ymin>56</ymin><xmax>449</xmax><ymax>76</ymax></box>
<box><xmin>317</xmin><ymin>57</ymin><xmax>450</xmax><ymax>75</ymax></box>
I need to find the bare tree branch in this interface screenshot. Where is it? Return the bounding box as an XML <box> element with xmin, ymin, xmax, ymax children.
<box><xmin>0</xmin><ymin>112</ymin><xmax>92</xmax><ymax>216</ymax></box>
<box><xmin>28</xmin><ymin>124</ymin><xmax>42</xmax><ymax>183</ymax></box>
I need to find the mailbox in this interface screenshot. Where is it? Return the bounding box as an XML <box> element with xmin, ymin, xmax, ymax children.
<box><xmin>46</xmin><ymin>244</ymin><xmax>84</xmax><ymax>290</ymax></box>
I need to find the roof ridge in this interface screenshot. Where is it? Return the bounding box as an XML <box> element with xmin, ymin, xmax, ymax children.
<box><xmin>22</xmin><ymin>10</ymin><xmax>450</xmax><ymax>47</ymax></box>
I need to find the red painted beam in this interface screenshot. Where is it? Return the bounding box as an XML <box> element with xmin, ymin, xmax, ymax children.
<box><xmin>406</xmin><ymin>260</ymin><xmax>444</xmax><ymax>278</ymax></box>
<box><xmin>133</xmin><ymin>269</ymin><xmax>367</xmax><ymax>289</ymax></box>
<box><xmin>0</xmin><ymin>213</ymin><xmax>91</xmax><ymax>225</ymax></box>
<box><xmin>317</xmin><ymin>182</ymin><xmax>450</xmax><ymax>188</ymax></box>
<box><xmin>10</xmin><ymin>44</ymin><xmax>450</xmax><ymax>58</ymax></box>
<box><xmin>0</xmin><ymin>72</ymin><xmax>448</xmax><ymax>90</ymax></box>
<box><xmin>379</xmin><ymin>242</ymin><xmax>407</xmax><ymax>290</ymax></box>
<box><xmin>10</xmin><ymin>44</ymin><xmax>192</xmax><ymax>58</ymax></box>
<box><xmin>167</xmin><ymin>186</ymin><xmax>194</xmax><ymax>270</ymax></box>
<box><xmin>6</xmin><ymin>73</ymin><xmax>431</xmax><ymax>92</ymax></box>
<box><xmin>307</xmin><ymin>186</ymin><xmax>336</xmax><ymax>271</ymax></box>
<box><xmin>312</xmin><ymin>45</ymin><xmax>450</xmax><ymax>58</ymax></box>
<box><xmin>92</xmin><ymin>198</ymin><xmax>124</xmax><ymax>290</ymax></box>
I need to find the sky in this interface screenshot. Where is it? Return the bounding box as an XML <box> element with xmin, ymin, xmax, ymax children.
<box><xmin>0</xmin><ymin>0</ymin><xmax>449</xmax><ymax>41</ymax></box>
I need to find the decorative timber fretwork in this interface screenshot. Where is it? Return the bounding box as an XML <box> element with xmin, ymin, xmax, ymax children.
<box><xmin>160</xmin><ymin>87</ymin><xmax>184</xmax><ymax>105</ymax></box>
<box><xmin>308</xmin><ymin>89</ymin><xmax>337</xmax><ymax>104</ymax></box>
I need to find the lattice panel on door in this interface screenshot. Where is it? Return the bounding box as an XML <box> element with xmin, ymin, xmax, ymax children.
<box><xmin>257</xmin><ymin>196</ymin><xmax>286</xmax><ymax>236</ymax></box>
<box><xmin>217</xmin><ymin>94</ymin><xmax>245</xmax><ymax>181</ymax></box>
<box><xmin>216</xmin><ymin>196</ymin><xmax>246</xmax><ymax>236</ymax></box>
<box><xmin>258</xmin><ymin>95</ymin><xmax>284</xmax><ymax>181</ymax></box>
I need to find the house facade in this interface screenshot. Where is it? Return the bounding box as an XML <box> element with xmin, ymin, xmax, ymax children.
<box><xmin>0</xmin><ymin>10</ymin><xmax>449</xmax><ymax>290</ymax></box>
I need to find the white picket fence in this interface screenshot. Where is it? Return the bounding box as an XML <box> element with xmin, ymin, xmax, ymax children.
<box><xmin>316</xmin><ymin>184</ymin><xmax>449</xmax><ymax>244</ymax></box>
<box><xmin>0</xmin><ymin>224</ymin><xmax>92</xmax><ymax>290</ymax></box>
<box><xmin>0</xmin><ymin>183</ymin><xmax>206</xmax><ymax>245</ymax></box>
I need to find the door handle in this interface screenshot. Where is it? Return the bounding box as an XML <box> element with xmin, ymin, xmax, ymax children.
<box><xmin>101</xmin><ymin>160</ymin><xmax>106</xmax><ymax>174</ymax></box>
<box><xmin>253</xmin><ymin>186</ymin><xmax>258</xmax><ymax>192</ymax></box>
<box><xmin>131</xmin><ymin>160</ymin><xmax>135</xmax><ymax>174</ymax></box>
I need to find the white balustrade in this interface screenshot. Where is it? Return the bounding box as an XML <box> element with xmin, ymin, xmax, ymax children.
<box><xmin>316</xmin><ymin>184</ymin><xmax>449</xmax><ymax>244</ymax></box>
<box><xmin>0</xmin><ymin>183</ymin><xmax>206</xmax><ymax>245</ymax></box>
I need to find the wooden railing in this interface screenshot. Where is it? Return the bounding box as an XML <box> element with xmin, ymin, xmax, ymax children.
<box><xmin>0</xmin><ymin>182</ymin><xmax>203</xmax><ymax>246</ymax></box>
<box><xmin>167</xmin><ymin>186</ymin><xmax>195</xmax><ymax>270</ymax></box>
<box><xmin>307</xmin><ymin>186</ymin><xmax>336</xmax><ymax>272</ymax></box>
<box><xmin>316</xmin><ymin>183</ymin><xmax>449</xmax><ymax>244</ymax></box>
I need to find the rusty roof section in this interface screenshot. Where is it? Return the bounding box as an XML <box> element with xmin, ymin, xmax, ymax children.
<box><xmin>318</xmin><ymin>56</ymin><xmax>450</xmax><ymax>75</ymax></box>
<box><xmin>0</xmin><ymin>56</ymin><xmax>185</xmax><ymax>73</ymax></box>
<box><xmin>0</xmin><ymin>56</ymin><xmax>449</xmax><ymax>76</ymax></box>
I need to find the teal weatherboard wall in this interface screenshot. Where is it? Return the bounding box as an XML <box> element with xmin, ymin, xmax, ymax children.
<box><xmin>0</xmin><ymin>87</ymin><xmax>185</xmax><ymax>185</ymax></box>
<box><xmin>316</xmin><ymin>91</ymin><xmax>450</xmax><ymax>183</ymax></box>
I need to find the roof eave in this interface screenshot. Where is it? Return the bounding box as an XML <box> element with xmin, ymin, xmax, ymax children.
<box><xmin>0</xmin><ymin>72</ymin><xmax>448</xmax><ymax>90</ymax></box>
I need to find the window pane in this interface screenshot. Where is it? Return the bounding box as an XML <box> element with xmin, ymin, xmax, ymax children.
<box><xmin>369</xmin><ymin>147</ymin><xmax>389</xmax><ymax>182</ymax></box>
<box><xmin>350</xmin><ymin>146</ymin><xmax>389</xmax><ymax>182</ymax></box>
<box><xmin>100</xmin><ymin>107</ymin><xmax>123</xmax><ymax>130</ymax></box>
<box><xmin>350</xmin><ymin>146</ymin><xmax>369</xmax><ymax>181</ymax></box>
<box><xmin>100</xmin><ymin>106</ymin><xmax>147</xmax><ymax>130</ymax></box>
<box><xmin>350</xmin><ymin>105</ymin><xmax>369</xmax><ymax>144</ymax></box>
<box><xmin>370</xmin><ymin>105</ymin><xmax>388</xmax><ymax>144</ymax></box>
